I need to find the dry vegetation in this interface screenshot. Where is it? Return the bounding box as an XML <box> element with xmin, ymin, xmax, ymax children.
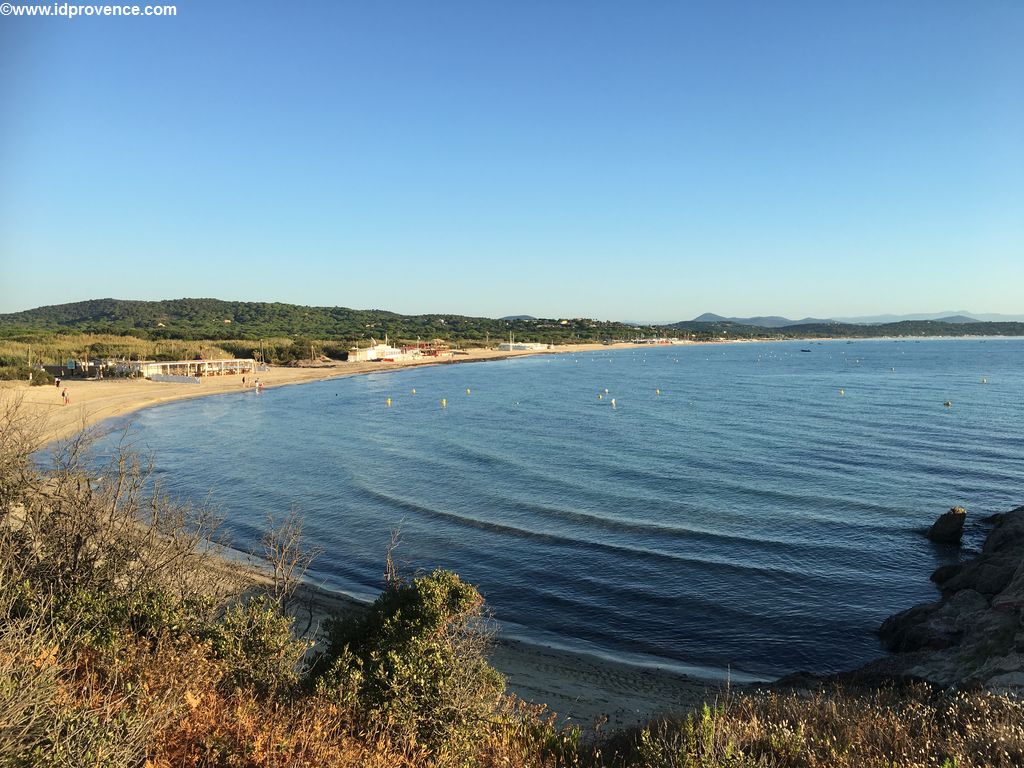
<box><xmin>1</xmin><ymin>397</ymin><xmax>1021</xmax><ymax>767</ymax></box>
<box><xmin>0</xmin><ymin>334</ymin><xmax>238</xmax><ymax>367</ymax></box>
<box><xmin>0</xmin><ymin>334</ymin><xmax>350</xmax><ymax>379</ymax></box>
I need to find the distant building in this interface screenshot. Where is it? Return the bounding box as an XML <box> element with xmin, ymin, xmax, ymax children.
<box><xmin>118</xmin><ymin>358</ymin><xmax>258</xmax><ymax>381</ymax></box>
<box><xmin>349</xmin><ymin>337</ymin><xmax>422</xmax><ymax>362</ymax></box>
<box><xmin>497</xmin><ymin>342</ymin><xmax>548</xmax><ymax>351</ymax></box>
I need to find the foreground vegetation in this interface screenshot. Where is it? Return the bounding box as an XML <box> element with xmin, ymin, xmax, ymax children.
<box><xmin>1</xmin><ymin>400</ymin><xmax>1022</xmax><ymax>767</ymax></box>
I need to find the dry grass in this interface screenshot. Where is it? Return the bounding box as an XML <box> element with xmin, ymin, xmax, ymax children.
<box><xmin>605</xmin><ymin>683</ymin><xmax>1024</xmax><ymax>768</ymax></box>
<box><xmin>0</xmin><ymin>333</ymin><xmax>243</xmax><ymax>367</ymax></box>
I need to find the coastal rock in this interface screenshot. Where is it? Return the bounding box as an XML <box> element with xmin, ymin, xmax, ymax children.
<box><xmin>930</xmin><ymin>562</ymin><xmax>962</xmax><ymax>585</ymax></box>
<box><xmin>873</xmin><ymin>505</ymin><xmax>1024</xmax><ymax>694</ymax></box>
<box><xmin>983</xmin><ymin>506</ymin><xmax>1024</xmax><ymax>554</ymax></box>
<box><xmin>991</xmin><ymin>559</ymin><xmax>1024</xmax><ymax>612</ymax></box>
<box><xmin>927</xmin><ymin>506</ymin><xmax>967</xmax><ymax>544</ymax></box>
<box><xmin>878</xmin><ymin>589</ymin><xmax>989</xmax><ymax>653</ymax></box>
<box><xmin>938</xmin><ymin>554</ymin><xmax>1019</xmax><ymax>596</ymax></box>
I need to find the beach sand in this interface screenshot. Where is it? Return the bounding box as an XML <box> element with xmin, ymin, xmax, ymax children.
<box><xmin>1</xmin><ymin>344</ymin><xmax>637</xmax><ymax>445</ymax></box>
<box><xmin>0</xmin><ymin>340</ymin><xmax>722</xmax><ymax>729</ymax></box>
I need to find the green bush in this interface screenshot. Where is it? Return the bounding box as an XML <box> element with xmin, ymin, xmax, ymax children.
<box><xmin>319</xmin><ymin>569</ymin><xmax>505</xmax><ymax>763</ymax></box>
<box><xmin>209</xmin><ymin>595</ymin><xmax>309</xmax><ymax>696</ymax></box>
<box><xmin>0</xmin><ymin>365</ymin><xmax>53</xmax><ymax>385</ymax></box>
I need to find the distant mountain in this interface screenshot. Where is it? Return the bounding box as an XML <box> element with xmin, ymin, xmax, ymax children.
<box><xmin>691</xmin><ymin>313</ymin><xmax>832</xmax><ymax>328</ymax></box>
<box><xmin>692</xmin><ymin>312</ymin><xmax>729</xmax><ymax>323</ymax></box>
<box><xmin>835</xmin><ymin>311</ymin><xmax>1024</xmax><ymax>324</ymax></box>
<box><xmin>967</xmin><ymin>312</ymin><xmax>1024</xmax><ymax>322</ymax></box>
<box><xmin>499</xmin><ymin>315</ymin><xmax>537</xmax><ymax>321</ymax></box>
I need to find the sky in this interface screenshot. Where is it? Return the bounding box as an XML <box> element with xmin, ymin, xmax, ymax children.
<box><xmin>1</xmin><ymin>1</ymin><xmax>1022</xmax><ymax>323</ymax></box>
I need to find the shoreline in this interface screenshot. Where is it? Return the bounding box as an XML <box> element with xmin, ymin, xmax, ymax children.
<box><xmin>1</xmin><ymin>342</ymin><xmax>659</xmax><ymax>447</ymax></box>
<box><xmin>1</xmin><ymin>338</ymin><xmax>734</xmax><ymax>727</ymax></box>
<box><xmin>292</xmin><ymin>574</ymin><xmax>735</xmax><ymax>729</ymax></box>
<box><xmin>212</xmin><ymin>545</ymin><xmax>732</xmax><ymax>729</ymax></box>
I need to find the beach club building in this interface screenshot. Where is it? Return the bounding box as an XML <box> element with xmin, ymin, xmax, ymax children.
<box><xmin>119</xmin><ymin>358</ymin><xmax>259</xmax><ymax>382</ymax></box>
<box><xmin>349</xmin><ymin>336</ymin><xmax>455</xmax><ymax>362</ymax></box>
<box><xmin>497</xmin><ymin>341</ymin><xmax>548</xmax><ymax>351</ymax></box>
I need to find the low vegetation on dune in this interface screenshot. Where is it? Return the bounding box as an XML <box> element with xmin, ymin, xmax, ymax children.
<box><xmin>0</xmin><ymin>334</ymin><xmax>357</xmax><ymax>381</ymax></box>
<box><xmin>1</xmin><ymin>399</ymin><xmax>1021</xmax><ymax>767</ymax></box>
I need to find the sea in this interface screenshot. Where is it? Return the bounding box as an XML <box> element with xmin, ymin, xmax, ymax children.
<box><xmin>90</xmin><ymin>338</ymin><xmax>1024</xmax><ymax>679</ymax></box>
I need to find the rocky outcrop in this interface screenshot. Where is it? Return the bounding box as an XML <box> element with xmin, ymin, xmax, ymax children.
<box><xmin>926</xmin><ymin>506</ymin><xmax>967</xmax><ymax>544</ymax></box>
<box><xmin>875</xmin><ymin>505</ymin><xmax>1024</xmax><ymax>693</ymax></box>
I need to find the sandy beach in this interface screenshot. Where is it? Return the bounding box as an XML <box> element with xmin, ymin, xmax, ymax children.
<box><xmin>0</xmin><ymin>340</ymin><xmax>723</xmax><ymax>729</ymax></box>
<box><xmin>1</xmin><ymin>344</ymin><xmax>644</xmax><ymax>445</ymax></box>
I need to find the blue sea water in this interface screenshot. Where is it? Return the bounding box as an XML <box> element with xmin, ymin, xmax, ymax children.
<box><xmin>92</xmin><ymin>338</ymin><xmax>1023</xmax><ymax>678</ymax></box>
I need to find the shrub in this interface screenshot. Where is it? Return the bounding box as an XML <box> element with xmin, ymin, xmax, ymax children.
<box><xmin>319</xmin><ymin>568</ymin><xmax>505</xmax><ymax>764</ymax></box>
<box><xmin>208</xmin><ymin>595</ymin><xmax>310</xmax><ymax>696</ymax></box>
<box><xmin>0</xmin><ymin>365</ymin><xmax>53</xmax><ymax>385</ymax></box>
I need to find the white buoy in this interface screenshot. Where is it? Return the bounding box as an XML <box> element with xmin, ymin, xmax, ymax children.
<box><xmin>611</xmin><ymin>398</ymin><xmax>616</xmax><ymax>409</ymax></box>
<box><xmin>839</xmin><ymin>389</ymin><xmax>845</xmax><ymax>396</ymax></box>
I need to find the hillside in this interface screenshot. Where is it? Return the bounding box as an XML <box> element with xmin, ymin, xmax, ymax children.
<box><xmin>3</xmin><ymin>299</ymin><xmax>1023</xmax><ymax>346</ymax></box>
<box><xmin>0</xmin><ymin>298</ymin><xmax>650</xmax><ymax>344</ymax></box>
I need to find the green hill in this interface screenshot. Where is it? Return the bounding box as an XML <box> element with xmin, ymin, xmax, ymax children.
<box><xmin>3</xmin><ymin>299</ymin><xmax>1022</xmax><ymax>345</ymax></box>
<box><xmin>0</xmin><ymin>298</ymin><xmax>660</xmax><ymax>344</ymax></box>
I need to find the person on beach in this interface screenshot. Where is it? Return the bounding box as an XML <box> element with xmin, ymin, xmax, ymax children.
<box><xmin>55</xmin><ymin>376</ymin><xmax>61</xmax><ymax>388</ymax></box>
<box><xmin>61</xmin><ymin>388</ymin><xmax>69</xmax><ymax>405</ymax></box>
<box><xmin>242</xmin><ymin>376</ymin><xmax>247</xmax><ymax>387</ymax></box>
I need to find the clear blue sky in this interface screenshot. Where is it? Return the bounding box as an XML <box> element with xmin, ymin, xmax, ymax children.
<box><xmin>1</xmin><ymin>1</ymin><xmax>1021</xmax><ymax>322</ymax></box>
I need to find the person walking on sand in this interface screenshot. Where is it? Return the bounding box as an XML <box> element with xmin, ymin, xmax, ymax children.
<box><xmin>61</xmin><ymin>388</ymin><xmax>69</xmax><ymax>405</ymax></box>
<box><xmin>242</xmin><ymin>376</ymin><xmax>247</xmax><ymax>388</ymax></box>
<box><xmin>55</xmin><ymin>376</ymin><xmax>61</xmax><ymax>388</ymax></box>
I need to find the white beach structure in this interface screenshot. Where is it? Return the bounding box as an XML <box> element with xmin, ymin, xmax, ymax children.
<box><xmin>120</xmin><ymin>358</ymin><xmax>259</xmax><ymax>382</ymax></box>
<box><xmin>497</xmin><ymin>332</ymin><xmax>549</xmax><ymax>352</ymax></box>
<box><xmin>497</xmin><ymin>341</ymin><xmax>548</xmax><ymax>351</ymax></box>
<box><xmin>349</xmin><ymin>337</ymin><xmax>422</xmax><ymax>362</ymax></box>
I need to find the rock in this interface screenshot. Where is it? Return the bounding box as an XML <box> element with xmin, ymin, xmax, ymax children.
<box><xmin>930</xmin><ymin>562</ymin><xmax>963</xmax><ymax>585</ymax></box>
<box><xmin>987</xmin><ymin>671</ymin><xmax>1024</xmax><ymax>691</ymax></box>
<box><xmin>991</xmin><ymin>559</ymin><xmax>1024</xmax><ymax>612</ymax></box>
<box><xmin>879</xmin><ymin>602</ymin><xmax>959</xmax><ymax>652</ymax></box>
<box><xmin>871</xmin><ymin>505</ymin><xmax>1024</xmax><ymax>689</ymax></box>
<box><xmin>940</xmin><ymin>553</ymin><xmax>1019</xmax><ymax>596</ymax></box>
<box><xmin>983</xmin><ymin>506</ymin><xmax>1024</xmax><ymax>554</ymax></box>
<box><xmin>927</xmin><ymin>506</ymin><xmax>967</xmax><ymax>544</ymax></box>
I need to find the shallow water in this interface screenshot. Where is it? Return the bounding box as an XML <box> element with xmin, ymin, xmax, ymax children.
<box><xmin>93</xmin><ymin>338</ymin><xmax>1024</xmax><ymax>678</ymax></box>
